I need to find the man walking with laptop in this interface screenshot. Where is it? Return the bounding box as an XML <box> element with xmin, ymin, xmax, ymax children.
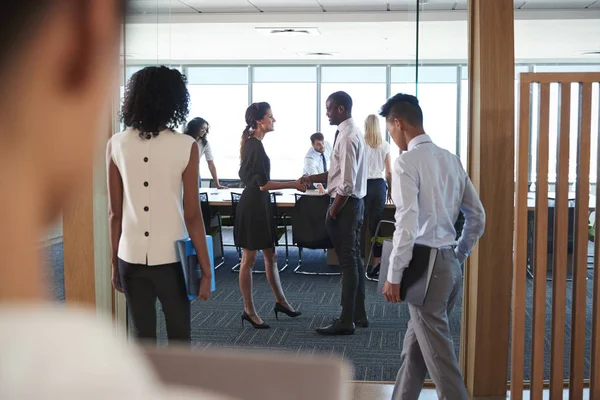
<box><xmin>301</xmin><ymin>91</ymin><xmax>368</xmax><ymax>336</ymax></box>
<box><xmin>379</xmin><ymin>93</ymin><xmax>485</xmax><ymax>400</ymax></box>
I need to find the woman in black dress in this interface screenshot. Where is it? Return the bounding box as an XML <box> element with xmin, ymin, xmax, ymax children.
<box><xmin>235</xmin><ymin>102</ymin><xmax>306</xmax><ymax>329</ymax></box>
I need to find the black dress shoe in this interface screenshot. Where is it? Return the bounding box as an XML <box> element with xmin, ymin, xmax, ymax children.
<box><xmin>316</xmin><ymin>320</ymin><xmax>355</xmax><ymax>336</ymax></box>
<box><xmin>334</xmin><ymin>317</ymin><xmax>369</xmax><ymax>328</ymax></box>
<box><xmin>355</xmin><ymin>318</ymin><xmax>369</xmax><ymax>328</ymax></box>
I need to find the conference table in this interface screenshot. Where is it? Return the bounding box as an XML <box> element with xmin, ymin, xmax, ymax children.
<box><xmin>199</xmin><ymin>188</ymin><xmax>394</xmax><ymax>267</ymax></box>
<box><xmin>201</xmin><ymin>188</ymin><xmax>597</xmax><ymax>211</ymax></box>
<box><xmin>200</xmin><ymin>188</ymin><xmax>597</xmax><ymax>268</ymax></box>
<box><xmin>200</xmin><ymin>188</ymin><xmax>394</xmax><ymax>208</ymax></box>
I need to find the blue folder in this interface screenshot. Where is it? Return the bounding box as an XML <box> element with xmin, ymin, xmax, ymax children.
<box><xmin>175</xmin><ymin>236</ymin><xmax>216</xmax><ymax>301</ymax></box>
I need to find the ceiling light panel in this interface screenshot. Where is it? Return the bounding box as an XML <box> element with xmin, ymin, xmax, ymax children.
<box><xmin>182</xmin><ymin>0</ymin><xmax>258</xmax><ymax>12</ymax></box>
<box><xmin>127</xmin><ymin>0</ymin><xmax>200</xmax><ymax>13</ymax></box>
<box><xmin>518</xmin><ymin>0</ymin><xmax>595</xmax><ymax>9</ymax></box>
<box><xmin>388</xmin><ymin>0</ymin><xmax>462</xmax><ymax>11</ymax></box>
<box><xmin>318</xmin><ymin>0</ymin><xmax>388</xmax><ymax>12</ymax></box>
<box><xmin>250</xmin><ymin>0</ymin><xmax>323</xmax><ymax>12</ymax></box>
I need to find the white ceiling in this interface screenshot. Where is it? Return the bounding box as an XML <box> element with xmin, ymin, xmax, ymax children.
<box><xmin>127</xmin><ymin>0</ymin><xmax>600</xmax><ymax>13</ymax></box>
<box><xmin>123</xmin><ymin>1</ymin><xmax>600</xmax><ymax>63</ymax></box>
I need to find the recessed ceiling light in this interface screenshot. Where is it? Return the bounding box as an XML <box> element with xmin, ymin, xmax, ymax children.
<box><xmin>297</xmin><ymin>52</ymin><xmax>339</xmax><ymax>57</ymax></box>
<box><xmin>582</xmin><ymin>51</ymin><xmax>600</xmax><ymax>56</ymax></box>
<box><xmin>255</xmin><ymin>27</ymin><xmax>320</xmax><ymax>36</ymax></box>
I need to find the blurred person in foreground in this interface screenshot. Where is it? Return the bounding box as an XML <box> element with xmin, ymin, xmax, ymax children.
<box><xmin>0</xmin><ymin>1</ymin><xmax>230</xmax><ymax>399</ymax></box>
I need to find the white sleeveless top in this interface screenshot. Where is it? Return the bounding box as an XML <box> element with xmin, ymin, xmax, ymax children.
<box><xmin>109</xmin><ymin>128</ymin><xmax>195</xmax><ymax>266</ymax></box>
<box><xmin>365</xmin><ymin>140</ymin><xmax>390</xmax><ymax>180</ymax></box>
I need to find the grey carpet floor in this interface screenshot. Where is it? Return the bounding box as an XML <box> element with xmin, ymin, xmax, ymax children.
<box><xmin>45</xmin><ymin>231</ymin><xmax>597</xmax><ymax>382</ymax></box>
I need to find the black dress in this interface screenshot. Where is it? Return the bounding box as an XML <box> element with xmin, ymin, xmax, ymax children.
<box><xmin>234</xmin><ymin>137</ymin><xmax>276</xmax><ymax>250</ymax></box>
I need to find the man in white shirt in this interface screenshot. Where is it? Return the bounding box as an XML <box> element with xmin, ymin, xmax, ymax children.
<box><xmin>301</xmin><ymin>92</ymin><xmax>368</xmax><ymax>336</ymax></box>
<box><xmin>303</xmin><ymin>132</ymin><xmax>332</xmax><ymax>176</ymax></box>
<box><xmin>379</xmin><ymin>94</ymin><xmax>485</xmax><ymax>400</ymax></box>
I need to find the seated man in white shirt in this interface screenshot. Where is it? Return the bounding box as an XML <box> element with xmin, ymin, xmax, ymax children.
<box><xmin>303</xmin><ymin>132</ymin><xmax>332</xmax><ymax>191</ymax></box>
<box><xmin>380</xmin><ymin>93</ymin><xmax>485</xmax><ymax>400</ymax></box>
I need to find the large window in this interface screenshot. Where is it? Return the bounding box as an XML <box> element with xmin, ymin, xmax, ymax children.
<box><xmin>119</xmin><ymin>63</ymin><xmax>599</xmax><ymax>183</ymax></box>
<box><xmin>252</xmin><ymin>67</ymin><xmax>317</xmax><ymax>180</ymax></box>
<box><xmin>320</xmin><ymin>66</ymin><xmax>387</xmax><ymax>146</ymax></box>
<box><xmin>186</xmin><ymin>66</ymin><xmax>249</xmax><ymax>180</ymax></box>
<box><xmin>392</xmin><ymin>66</ymin><xmax>459</xmax><ymax>162</ymax></box>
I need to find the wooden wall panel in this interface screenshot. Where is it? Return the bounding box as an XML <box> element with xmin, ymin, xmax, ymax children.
<box><xmin>569</xmin><ymin>82</ymin><xmax>592</xmax><ymax>400</ymax></box>
<box><xmin>549</xmin><ymin>84</ymin><xmax>570</xmax><ymax>400</ymax></box>
<box><xmin>510</xmin><ymin>80</ymin><xmax>531</xmax><ymax>400</ymax></box>
<box><xmin>63</xmin><ymin>175</ymin><xmax>96</xmax><ymax>306</ymax></box>
<box><xmin>530</xmin><ymin>82</ymin><xmax>550</xmax><ymax>400</ymax></box>
<box><xmin>512</xmin><ymin>73</ymin><xmax>600</xmax><ymax>398</ymax></box>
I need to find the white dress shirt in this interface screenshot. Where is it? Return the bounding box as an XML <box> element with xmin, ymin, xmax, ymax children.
<box><xmin>327</xmin><ymin>118</ymin><xmax>368</xmax><ymax>199</ymax></box>
<box><xmin>303</xmin><ymin>141</ymin><xmax>332</xmax><ymax>176</ymax></box>
<box><xmin>388</xmin><ymin>134</ymin><xmax>486</xmax><ymax>284</ymax></box>
<box><xmin>109</xmin><ymin>129</ymin><xmax>195</xmax><ymax>265</ymax></box>
<box><xmin>365</xmin><ymin>141</ymin><xmax>390</xmax><ymax>180</ymax></box>
<box><xmin>198</xmin><ymin>139</ymin><xmax>214</xmax><ymax>162</ymax></box>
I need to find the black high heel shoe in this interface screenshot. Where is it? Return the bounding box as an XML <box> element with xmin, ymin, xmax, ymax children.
<box><xmin>274</xmin><ymin>303</ymin><xmax>302</xmax><ymax>320</ymax></box>
<box><xmin>241</xmin><ymin>311</ymin><xmax>270</xmax><ymax>329</ymax></box>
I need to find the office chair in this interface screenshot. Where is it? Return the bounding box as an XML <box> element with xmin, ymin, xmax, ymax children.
<box><xmin>291</xmin><ymin>194</ymin><xmax>336</xmax><ymax>275</ymax></box>
<box><xmin>199</xmin><ymin>192</ymin><xmax>225</xmax><ymax>269</ymax></box>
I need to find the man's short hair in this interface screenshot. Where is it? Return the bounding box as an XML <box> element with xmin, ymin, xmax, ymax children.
<box><xmin>328</xmin><ymin>91</ymin><xmax>353</xmax><ymax>114</ymax></box>
<box><xmin>310</xmin><ymin>132</ymin><xmax>324</xmax><ymax>143</ymax></box>
<box><xmin>379</xmin><ymin>93</ymin><xmax>423</xmax><ymax>127</ymax></box>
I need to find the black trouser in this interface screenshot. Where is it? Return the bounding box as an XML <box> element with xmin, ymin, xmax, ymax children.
<box><xmin>363</xmin><ymin>178</ymin><xmax>387</xmax><ymax>258</ymax></box>
<box><xmin>326</xmin><ymin>197</ymin><xmax>367</xmax><ymax>324</ymax></box>
<box><xmin>118</xmin><ymin>259</ymin><xmax>191</xmax><ymax>345</ymax></box>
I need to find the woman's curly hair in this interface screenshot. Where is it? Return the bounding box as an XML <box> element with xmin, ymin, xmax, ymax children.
<box><xmin>120</xmin><ymin>66</ymin><xmax>190</xmax><ymax>139</ymax></box>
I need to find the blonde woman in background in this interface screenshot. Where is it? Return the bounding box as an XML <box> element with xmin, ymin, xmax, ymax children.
<box><xmin>363</xmin><ymin>114</ymin><xmax>392</xmax><ymax>279</ymax></box>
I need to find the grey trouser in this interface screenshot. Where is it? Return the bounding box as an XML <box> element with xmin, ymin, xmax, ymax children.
<box><xmin>391</xmin><ymin>248</ymin><xmax>468</xmax><ymax>400</ymax></box>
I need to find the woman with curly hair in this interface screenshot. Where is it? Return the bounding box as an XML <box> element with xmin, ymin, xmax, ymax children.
<box><xmin>107</xmin><ymin>66</ymin><xmax>212</xmax><ymax>345</ymax></box>
<box><xmin>184</xmin><ymin>117</ymin><xmax>227</xmax><ymax>189</ymax></box>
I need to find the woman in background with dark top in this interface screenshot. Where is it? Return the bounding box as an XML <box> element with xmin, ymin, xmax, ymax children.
<box><xmin>234</xmin><ymin>102</ymin><xmax>305</xmax><ymax>329</ymax></box>
<box><xmin>363</xmin><ymin>114</ymin><xmax>392</xmax><ymax>279</ymax></box>
<box><xmin>107</xmin><ymin>66</ymin><xmax>213</xmax><ymax>345</ymax></box>
<box><xmin>184</xmin><ymin>117</ymin><xmax>227</xmax><ymax>189</ymax></box>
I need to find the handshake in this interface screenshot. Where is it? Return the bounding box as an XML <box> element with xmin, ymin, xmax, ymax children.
<box><xmin>294</xmin><ymin>175</ymin><xmax>311</xmax><ymax>192</ymax></box>
<box><xmin>294</xmin><ymin>176</ymin><xmax>326</xmax><ymax>194</ymax></box>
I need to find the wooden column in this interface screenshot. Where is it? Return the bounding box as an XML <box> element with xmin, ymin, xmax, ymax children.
<box><xmin>63</xmin><ymin>107</ymin><xmax>114</xmax><ymax>308</ymax></box>
<box><xmin>464</xmin><ymin>0</ymin><xmax>515</xmax><ymax>398</ymax></box>
<box><xmin>63</xmin><ymin>174</ymin><xmax>96</xmax><ymax>306</ymax></box>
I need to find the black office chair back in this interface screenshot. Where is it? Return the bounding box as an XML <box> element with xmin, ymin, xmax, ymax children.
<box><xmin>199</xmin><ymin>192</ymin><xmax>212</xmax><ymax>229</ymax></box>
<box><xmin>211</xmin><ymin>179</ymin><xmax>245</xmax><ymax>189</ymax></box>
<box><xmin>231</xmin><ymin>192</ymin><xmax>242</xmax><ymax>219</ymax></box>
<box><xmin>547</xmin><ymin>203</ymin><xmax>575</xmax><ymax>254</ymax></box>
<box><xmin>292</xmin><ymin>194</ymin><xmax>333</xmax><ymax>250</ymax></box>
